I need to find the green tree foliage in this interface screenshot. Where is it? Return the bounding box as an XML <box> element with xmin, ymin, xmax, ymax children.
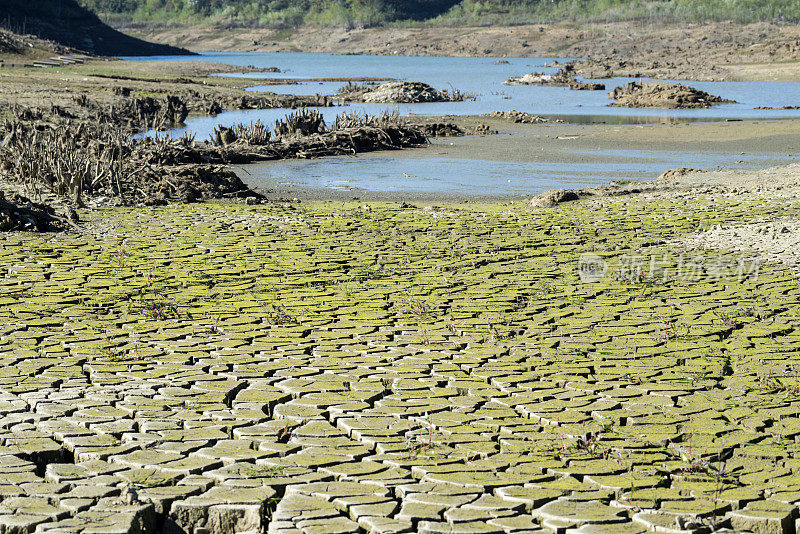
<box><xmin>74</xmin><ymin>0</ymin><xmax>800</xmax><ymax>27</ymax></box>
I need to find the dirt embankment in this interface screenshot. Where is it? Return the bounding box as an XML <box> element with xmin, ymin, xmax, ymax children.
<box><xmin>0</xmin><ymin>58</ymin><xmax>338</xmax><ymax>128</ymax></box>
<box><xmin>131</xmin><ymin>20</ymin><xmax>800</xmax><ymax>82</ymax></box>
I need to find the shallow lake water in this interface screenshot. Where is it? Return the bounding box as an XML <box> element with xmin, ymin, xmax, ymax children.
<box><xmin>127</xmin><ymin>52</ymin><xmax>800</xmax><ymax>195</ymax></box>
<box><xmin>237</xmin><ymin>148</ymin><xmax>790</xmax><ymax>196</ymax></box>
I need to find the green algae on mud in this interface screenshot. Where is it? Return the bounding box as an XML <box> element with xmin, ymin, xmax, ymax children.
<box><xmin>1</xmin><ymin>195</ymin><xmax>800</xmax><ymax>532</ymax></box>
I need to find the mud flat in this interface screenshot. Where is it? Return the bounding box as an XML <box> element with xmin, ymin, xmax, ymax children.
<box><xmin>432</xmin><ymin>116</ymin><xmax>800</xmax><ymax>164</ymax></box>
<box><xmin>1</xmin><ymin>159</ymin><xmax>800</xmax><ymax>531</ymax></box>
<box><xmin>236</xmin><ymin>116</ymin><xmax>800</xmax><ymax>200</ymax></box>
<box><xmin>4</xmin><ymin>40</ymin><xmax>800</xmax><ymax>533</ymax></box>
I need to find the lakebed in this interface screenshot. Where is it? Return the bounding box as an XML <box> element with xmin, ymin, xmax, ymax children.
<box><xmin>126</xmin><ymin>51</ymin><xmax>800</xmax><ymax>198</ymax></box>
<box><xmin>2</xmin><ymin>182</ymin><xmax>800</xmax><ymax>533</ymax></box>
<box><xmin>3</xmin><ymin>47</ymin><xmax>800</xmax><ymax>534</ymax></box>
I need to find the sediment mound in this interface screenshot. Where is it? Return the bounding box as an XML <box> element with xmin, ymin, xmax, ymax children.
<box><xmin>609</xmin><ymin>82</ymin><xmax>735</xmax><ymax>109</ymax></box>
<box><xmin>505</xmin><ymin>67</ymin><xmax>605</xmax><ymax>91</ymax></box>
<box><xmin>530</xmin><ymin>189</ymin><xmax>581</xmax><ymax>207</ymax></box>
<box><xmin>340</xmin><ymin>81</ymin><xmax>465</xmax><ymax>103</ymax></box>
<box><xmin>486</xmin><ymin>111</ymin><xmax>559</xmax><ymax>124</ymax></box>
<box><xmin>657</xmin><ymin>168</ymin><xmax>707</xmax><ymax>181</ymax></box>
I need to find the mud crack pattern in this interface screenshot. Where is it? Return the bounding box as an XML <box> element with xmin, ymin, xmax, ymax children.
<box><xmin>1</xmin><ymin>197</ymin><xmax>800</xmax><ymax>534</ymax></box>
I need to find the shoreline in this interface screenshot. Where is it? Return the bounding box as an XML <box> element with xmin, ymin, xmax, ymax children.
<box><xmin>237</xmin><ymin>116</ymin><xmax>800</xmax><ymax>202</ymax></box>
<box><xmin>4</xmin><ymin>51</ymin><xmax>800</xmax><ymax>216</ymax></box>
<box><xmin>127</xmin><ymin>20</ymin><xmax>800</xmax><ymax>82</ymax></box>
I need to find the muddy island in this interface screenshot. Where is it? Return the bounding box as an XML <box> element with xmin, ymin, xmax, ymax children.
<box><xmin>505</xmin><ymin>67</ymin><xmax>605</xmax><ymax>91</ymax></box>
<box><xmin>338</xmin><ymin>80</ymin><xmax>470</xmax><ymax>103</ymax></box>
<box><xmin>609</xmin><ymin>81</ymin><xmax>736</xmax><ymax>109</ymax></box>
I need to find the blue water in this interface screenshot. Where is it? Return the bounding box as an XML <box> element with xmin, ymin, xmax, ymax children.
<box><xmin>239</xmin><ymin>150</ymin><xmax>787</xmax><ymax>195</ymax></box>
<box><xmin>126</xmin><ymin>52</ymin><xmax>800</xmax><ymax>142</ymax></box>
<box><xmin>124</xmin><ymin>52</ymin><xmax>800</xmax><ymax>195</ymax></box>
<box><xmin>245</xmin><ymin>81</ymin><xmax>347</xmax><ymax>96</ymax></box>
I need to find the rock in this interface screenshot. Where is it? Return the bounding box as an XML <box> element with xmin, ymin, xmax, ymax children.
<box><xmin>486</xmin><ymin>110</ymin><xmax>558</xmax><ymax>124</ymax></box>
<box><xmin>609</xmin><ymin>82</ymin><xmax>735</xmax><ymax>109</ymax></box>
<box><xmin>207</xmin><ymin>101</ymin><xmax>222</xmax><ymax>116</ymax></box>
<box><xmin>505</xmin><ymin>67</ymin><xmax>605</xmax><ymax>91</ymax></box>
<box><xmin>657</xmin><ymin>168</ymin><xmax>706</xmax><ymax>181</ymax></box>
<box><xmin>470</xmin><ymin>124</ymin><xmax>498</xmax><ymax>135</ymax></box>
<box><xmin>420</xmin><ymin>122</ymin><xmax>464</xmax><ymax>137</ymax></box>
<box><xmin>341</xmin><ymin>81</ymin><xmax>463</xmax><ymax>104</ymax></box>
<box><xmin>530</xmin><ymin>189</ymin><xmax>581</xmax><ymax>207</ymax></box>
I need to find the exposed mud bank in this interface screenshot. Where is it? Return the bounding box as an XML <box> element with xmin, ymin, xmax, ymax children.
<box><xmin>608</xmin><ymin>82</ymin><xmax>736</xmax><ymax>109</ymax></box>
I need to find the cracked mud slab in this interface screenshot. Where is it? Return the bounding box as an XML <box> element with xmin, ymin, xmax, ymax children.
<box><xmin>1</xmin><ymin>195</ymin><xmax>800</xmax><ymax>533</ymax></box>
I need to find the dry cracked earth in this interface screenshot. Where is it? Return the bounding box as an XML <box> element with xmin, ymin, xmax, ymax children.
<box><xmin>1</xmin><ymin>195</ymin><xmax>800</xmax><ymax>534</ymax></box>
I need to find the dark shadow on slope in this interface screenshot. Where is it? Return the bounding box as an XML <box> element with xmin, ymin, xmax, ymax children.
<box><xmin>385</xmin><ymin>0</ymin><xmax>463</xmax><ymax>20</ymax></box>
<box><xmin>0</xmin><ymin>0</ymin><xmax>192</xmax><ymax>56</ymax></box>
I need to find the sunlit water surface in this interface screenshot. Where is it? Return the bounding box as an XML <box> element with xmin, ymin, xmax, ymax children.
<box><xmin>127</xmin><ymin>52</ymin><xmax>800</xmax><ymax>194</ymax></box>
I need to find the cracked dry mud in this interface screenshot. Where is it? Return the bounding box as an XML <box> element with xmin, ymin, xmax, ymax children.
<box><xmin>1</xmin><ymin>195</ymin><xmax>800</xmax><ymax>534</ymax></box>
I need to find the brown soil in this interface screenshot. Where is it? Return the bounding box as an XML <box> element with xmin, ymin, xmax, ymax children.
<box><xmin>608</xmin><ymin>82</ymin><xmax>735</xmax><ymax>109</ymax></box>
<box><xmin>484</xmin><ymin>110</ymin><xmax>560</xmax><ymax>124</ymax></box>
<box><xmin>131</xmin><ymin>20</ymin><xmax>800</xmax><ymax>82</ymax></box>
